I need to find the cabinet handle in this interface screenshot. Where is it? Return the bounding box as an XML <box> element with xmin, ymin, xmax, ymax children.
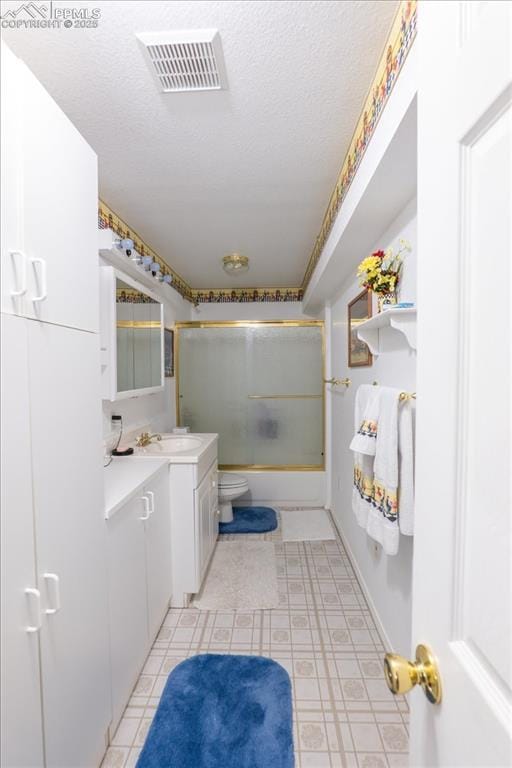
<box><xmin>9</xmin><ymin>250</ymin><xmax>27</xmax><ymax>297</ymax></box>
<box><xmin>25</xmin><ymin>588</ymin><xmax>42</xmax><ymax>633</ymax></box>
<box><xmin>215</xmin><ymin>509</ymin><xmax>221</xmax><ymax>518</ymax></box>
<box><xmin>43</xmin><ymin>573</ymin><xmax>61</xmax><ymax>615</ymax></box>
<box><xmin>139</xmin><ymin>495</ymin><xmax>151</xmax><ymax>521</ymax></box>
<box><xmin>146</xmin><ymin>490</ymin><xmax>155</xmax><ymax>515</ymax></box>
<box><xmin>30</xmin><ymin>257</ymin><xmax>47</xmax><ymax>303</ymax></box>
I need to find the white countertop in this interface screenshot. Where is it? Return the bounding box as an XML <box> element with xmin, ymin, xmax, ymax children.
<box><xmin>104</xmin><ymin>456</ymin><xmax>168</xmax><ymax>519</ymax></box>
<box><xmin>132</xmin><ymin>433</ymin><xmax>218</xmax><ymax>464</ymax></box>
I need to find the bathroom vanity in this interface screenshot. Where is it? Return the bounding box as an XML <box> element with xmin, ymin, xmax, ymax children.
<box><xmin>134</xmin><ymin>432</ymin><xmax>219</xmax><ymax>608</ymax></box>
<box><xmin>102</xmin><ymin>434</ymin><xmax>218</xmax><ymax>732</ymax></box>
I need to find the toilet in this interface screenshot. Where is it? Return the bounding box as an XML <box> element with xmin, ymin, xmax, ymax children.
<box><xmin>217</xmin><ymin>473</ymin><xmax>250</xmax><ymax>523</ymax></box>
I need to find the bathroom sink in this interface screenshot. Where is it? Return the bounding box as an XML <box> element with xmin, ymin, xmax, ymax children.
<box><xmin>151</xmin><ymin>436</ymin><xmax>203</xmax><ymax>452</ymax></box>
<box><xmin>132</xmin><ymin>432</ymin><xmax>217</xmax><ymax>465</ymax></box>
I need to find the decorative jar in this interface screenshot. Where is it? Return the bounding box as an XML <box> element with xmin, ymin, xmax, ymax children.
<box><xmin>377</xmin><ymin>291</ymin><xmax>398</xmax><ymax>312</ymax></box>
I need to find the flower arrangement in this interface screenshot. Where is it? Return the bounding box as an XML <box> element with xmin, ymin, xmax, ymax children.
<box><xmin>356</xmin><ymin>239</ymin><xmax>411</xmax><ymax>296</ymax></box>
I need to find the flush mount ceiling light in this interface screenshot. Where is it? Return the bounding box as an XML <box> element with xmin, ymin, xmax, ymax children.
<box><xmin>222</xmin><ymin>253</ymin><xmax>249</xmax><ymax>275</ymax></box>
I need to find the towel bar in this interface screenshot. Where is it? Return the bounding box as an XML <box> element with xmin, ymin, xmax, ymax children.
<box><xmin>372</xmin><ymin>381</ymin><xmax>416</xmax><ymax>401</ymax></box>
<box><xmin>325</xmin><ymin>379</ymin><xmax>415</xmax><ymax>399</ymax></box>
<box><xmin>324</xmin><ymin>377</ymin><xmax>351</xmax><ymax>387</ymax></box>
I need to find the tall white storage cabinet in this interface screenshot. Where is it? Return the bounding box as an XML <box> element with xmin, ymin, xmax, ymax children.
<box><xmin>0</xmin><ymin>42</ymin><xmax>110</xmax><ymax>768</ymax></box>
<box><xmin>0</xmin><ymin>42</ymin><xmax>98</xmax><ymax>331</ymax></box>
<box><xmin>0</xmin><ymin>315</ymin><xmax>44</xmax><ymax>768</ymax></box>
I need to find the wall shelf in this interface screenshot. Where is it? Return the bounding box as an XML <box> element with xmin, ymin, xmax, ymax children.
<box><xmin>356</xmin><ymin>307</ymin><xmax>416</xmax><ymax>354</ymax></box>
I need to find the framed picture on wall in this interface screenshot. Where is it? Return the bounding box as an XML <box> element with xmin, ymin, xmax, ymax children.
<box><xmin>164</xmin><ymin>327</ymin><xmax>174</xmax><ymax>377</ymax></box>
<box><xmin>348</xmin><ymin>289</ymin><xmax>373</xmax><ymax>367</ymax></box>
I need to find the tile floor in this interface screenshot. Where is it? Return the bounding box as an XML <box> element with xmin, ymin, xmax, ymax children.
<box><xmin>101</xmin><ymin>508</ymin><xmax>409</xmax><ymax>768</ymax></box>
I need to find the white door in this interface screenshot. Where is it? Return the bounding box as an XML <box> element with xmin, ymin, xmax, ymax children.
<box><xmin>107</xmin><ymin>494</ymin><xmax>149</xmax><ymax>731</ymax></box>
<box><xmin>19</xmin><ymin>56</ymin><xmax>99</xmax><ymax>332</ymax></box>
<box><xmin>27</xmin><ymin>322</ymin><xmax>111</xmax><ymax>767</ymax></box>
<box><xmin>144</xmin><ymin>469</ymin><xmax>172</xmax><ymax>641</ymax></box>
<box><xmin>0</xmin><ymin>315</ymin><xmax>45</xmax><ymax>768</ymax></box>
<box><xmin>411</xmin><ymin>2</ymin><xmax>511</xmax><ymax>766</ymax></box>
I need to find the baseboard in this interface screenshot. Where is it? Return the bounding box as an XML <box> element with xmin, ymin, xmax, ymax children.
<box><xmin>328</xmin><ymin>510</ymin><xmax>393</xmax><ymax>651</ymax></box>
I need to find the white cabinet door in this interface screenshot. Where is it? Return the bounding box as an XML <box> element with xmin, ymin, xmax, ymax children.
<box><xmin>0</xmin><ymin>315</ymin><xmax>45</xmax><ymax>768</ymax></box>
<box><xmin>107</xmin><ymin>495</ymin><xmax>149</xmax><ymax>731</ymax></box>
<box><xmin>27</xmin><ymin>322</ymin><xmax>111</xmax><ymax>768</ymax></box>
<box><xmin>0</xmin><ymin>43</ymin><xmax>25</xmax><ymax>318</ymax></box>
<box><xmin>19</xmin><ymin>58</ymin><xmax>99</xmax><ymax>333</ymax></box>
<box><xmin>196</xmin><ymin>469</ymin><xmax>213</xmax><ymax>584</ymax></box>
<box><xmin>144</xmin><ymin>469</ymin><xmax>172</xmax><ymax>641</ymax></box>
<box><xmin>169</xmin><ymin>465</ymin><xmax>196</xmax><ymax>606</ymax></box>
<box><xmin>209</xmin><ymin>466</ymin><xmax>219</xmax><ymax>554</ymax></box>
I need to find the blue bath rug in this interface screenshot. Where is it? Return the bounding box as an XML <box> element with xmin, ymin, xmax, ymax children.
<box><xmin>136</xmin><ymin>654</ymin><xmax>294</xmax><ymax>768</ymax></box>
<box><xmin>219</xmin><ymin>506</ymin><xmax>278</xmax><ymax>534</ymax></box>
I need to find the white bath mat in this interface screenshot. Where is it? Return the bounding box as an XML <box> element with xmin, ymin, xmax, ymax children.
<box><xmin>191</xmin><ymin>541</ymin><xmax>278</xmax><ymax>611</ymax></box>
<box><xmin>280</xmin><ymin>508</ymin><xmax>336</xmax><ymax>542</ymax></box>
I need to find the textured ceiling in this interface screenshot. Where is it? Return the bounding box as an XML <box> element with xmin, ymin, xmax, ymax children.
<box><xmin>2</xmin><ymin>0</ymin><xmax>398</xmax><ymax>288</ymax></box>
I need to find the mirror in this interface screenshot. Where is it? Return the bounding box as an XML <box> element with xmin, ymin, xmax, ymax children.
<box><xmin>115</xmin><ymin>278</ymin><xmax>163</xmax><ymax>394</ymax></box>
<box><xmin>348</xmin><ymin>288</ymin><xmax>372</xmax><ymax>367</ymax></box>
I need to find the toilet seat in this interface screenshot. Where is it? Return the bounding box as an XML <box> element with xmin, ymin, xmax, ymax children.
<box><xmin>218</xmin><ymin>472</ymin><xmax>248</xmax><ymax>489</ymax></box>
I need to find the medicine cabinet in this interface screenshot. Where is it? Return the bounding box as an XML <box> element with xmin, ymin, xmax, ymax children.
<box><xmin>100</xmin><ymin>267</ymin><xmax>164</xmax><ymax>401</ymax></box>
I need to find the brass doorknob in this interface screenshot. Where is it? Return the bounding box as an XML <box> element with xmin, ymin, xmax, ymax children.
<box><xmin>384</xmin><ymin>644</ymin><xmax>442</xmax><ymax>704</ymax></box>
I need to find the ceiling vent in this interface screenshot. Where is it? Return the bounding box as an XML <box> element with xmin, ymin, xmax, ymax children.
<box><xmin>136</xmin><ymin>29</ymin><xmax>227</xmax><ymax>93</ymax></box>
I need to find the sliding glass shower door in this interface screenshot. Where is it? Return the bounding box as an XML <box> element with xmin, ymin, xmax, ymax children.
<box><xmin>176</xmin><ymin>321</ymin><xmax>324</xmax><ymax>469</ymax></box>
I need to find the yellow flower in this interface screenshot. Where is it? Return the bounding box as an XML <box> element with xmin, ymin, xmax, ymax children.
<box><xmin>357</xmin><ymin>256</ymin><xmax>381</xmax><ymax>275</ymax></box>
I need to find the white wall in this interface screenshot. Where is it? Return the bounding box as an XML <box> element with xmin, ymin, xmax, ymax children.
<box><xmin>304</xmin><ymin>45</ymin><xmax>417</xmax><ymax>310</ymax></box>
<box><xmin>329</xmin><ymin>196</ymin><xmax>416</xmax><ymax>654</ymax></box>
<box><xmin>102</xmin><ymin>291</ymin><xmax>191</xmax><ymax>439</ymax></box>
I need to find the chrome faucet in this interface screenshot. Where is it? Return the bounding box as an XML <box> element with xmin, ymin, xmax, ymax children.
<box><xmin>135</xmin><ymin>432</ymin><xmax>162</xmax><ymax>447</ymax></box>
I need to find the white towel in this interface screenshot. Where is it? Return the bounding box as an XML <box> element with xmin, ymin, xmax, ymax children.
<box><xmin>352</xmin><ymin>452</ymin><xmax>375</xmax><ymax>528</ymax></box>
<box><xmin>349</xmin><ymin>385</ymin><xmax>380</xmax><ymax>456</ymax></box>
<box><xmin>397</xmin><ymin>402</ymin><xmax>415</xmax><ymax>535</ymax></box>
<box><xmin>350</xmin><ymin>385</ymin><xmax>415</xmax><ymax>555</ymax></box>
<box><xmin>350</xmin><ymin>385</ymin><xmax>378</xmax><ymax>528</ymax></box>
<box><xmin>366</xmin><ymin>387</ymin><xmax>401</xmax><ymax>555</ymax></box>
